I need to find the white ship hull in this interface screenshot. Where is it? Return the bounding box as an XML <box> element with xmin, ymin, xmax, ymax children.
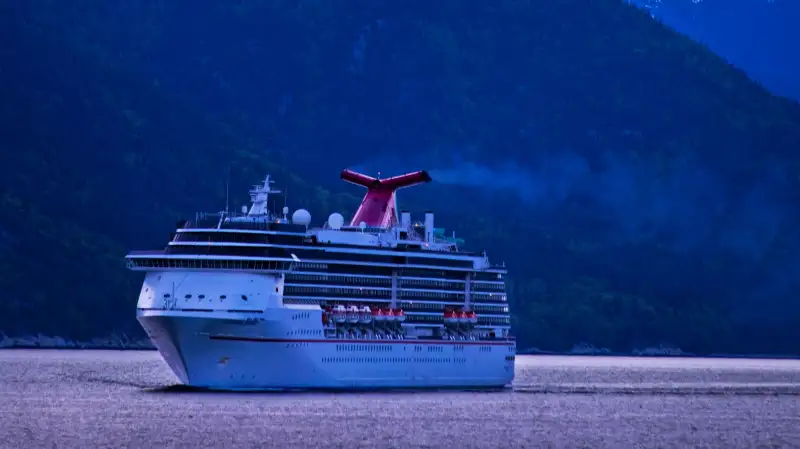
<box><xmin>134</xmin><ymin>264</ymin><xmax>513</xmax><ymax>390</ymax></box>
<box><xmin>138</xmin><ymin>310</ymin><xmax>515</xmax><ymax>390</ymax></box>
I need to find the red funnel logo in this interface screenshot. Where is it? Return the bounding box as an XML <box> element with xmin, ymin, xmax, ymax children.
<box><xmin>340</xmin><ymin>169</ymin><xmax>432</xmax><ymax>228</ymax></box>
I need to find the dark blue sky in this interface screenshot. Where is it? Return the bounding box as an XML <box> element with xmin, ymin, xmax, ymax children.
<box><xmin>630</xmin><ymin>0</ymin><xmax>799</xmax><ymax>100</ymax></box>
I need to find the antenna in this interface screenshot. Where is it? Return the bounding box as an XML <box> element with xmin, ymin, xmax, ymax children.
<box><xmin>225</xmin><ymin>165</ymin><xmax>231</xmax><ymax>215</ymax></box>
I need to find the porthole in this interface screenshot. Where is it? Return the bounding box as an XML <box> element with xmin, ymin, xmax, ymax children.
<box><xmin>242</xmin><ymin>295</ymin><xmax>248</xmax><ymax>301</ymax></box>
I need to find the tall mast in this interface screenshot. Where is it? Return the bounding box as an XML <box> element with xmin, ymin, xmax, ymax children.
<box><xmin>225</xmin><ymin>165</ymin><xmax>230</xmax><ymax>215</ymax></box>
<box><xmin>246</xmin><ymin>175</ymin><xmax>281</xmax><ymax>216</ymax></box>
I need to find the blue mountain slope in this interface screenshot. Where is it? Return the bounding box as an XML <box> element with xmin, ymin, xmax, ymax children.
<box><xmin>630</xmin><ymin>0</ymin><xmax>800</xmax><ymax>100</ymax></box>
<box><xmin>3</xmin><ymin>0</ymin><xmax>800</xmax><ymax>353</ymax></box>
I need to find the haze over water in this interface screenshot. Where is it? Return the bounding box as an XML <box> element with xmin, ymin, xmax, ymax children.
<box><xmin>2</xmin><ymin>351</ymin><xmax>798</xmax><ymax>448</ymax></box>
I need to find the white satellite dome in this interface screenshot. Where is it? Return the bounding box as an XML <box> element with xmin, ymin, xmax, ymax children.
<box><xmin>327</xmin><ymin>212</ymin><xmax>344</xmax><ymax>230</ymax></box>
<box><xmin>291</xmin><ymin>209</ymin><xmax>312</xmax><ymax>226</ymax></box>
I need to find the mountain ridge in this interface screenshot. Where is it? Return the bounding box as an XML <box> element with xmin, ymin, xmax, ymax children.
<box><xmin>630</xmin><ymin>0</ymin><xmax>800</xmax><ymax>100</ymax></box>
<box><xmin>3</xmin><ymin>0</ymin><xmax>800</xmax><ymax>354</ymax></box>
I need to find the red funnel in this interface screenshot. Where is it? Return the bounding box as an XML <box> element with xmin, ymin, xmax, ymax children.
<box><xmin>341</xmin><ymin>169</ymin><xmax>432</xmax><ymax>227</ymax></box>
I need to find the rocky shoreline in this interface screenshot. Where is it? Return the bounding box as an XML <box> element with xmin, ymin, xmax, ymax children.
<box><xmin>519</xmin><ymin>343</ymin><xmax>799</xmax><ymax>359</ymax></box>
<box><xmin>1</xmin><ymin>336</ymin><xmax>678</xmax><ymax>355</ymax></box>
<box><xmin>0</xmin><ymin>333</ymin><xmax>155</xmax><ymax>350</ymax></box>
<box><xmin>2</xmin><ymin>336</ymin><xmax>796</xmax><ymax>359</ymax></box>
<box><xmin>518</xmin><ymin>342</ymin><xmax>690</xmax><ymax>357</ymax></box>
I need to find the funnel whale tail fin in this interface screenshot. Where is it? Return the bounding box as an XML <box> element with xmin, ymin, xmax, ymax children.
<box><xmin>340</xmin><ymin>169</ymin><xmax>432</xmax><ymax>228</ymax></box>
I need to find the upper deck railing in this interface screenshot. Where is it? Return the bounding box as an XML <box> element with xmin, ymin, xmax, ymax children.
<box><xmin>175</xmin><ymin>212</ymin><xmax>305</xmax><ymax>233</ymax></box>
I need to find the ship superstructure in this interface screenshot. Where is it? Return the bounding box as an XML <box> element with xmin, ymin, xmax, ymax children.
<box><xmin>127</xmin><ymin>170</ymin><xmax>514</xmax><ymax>390</ymax></box>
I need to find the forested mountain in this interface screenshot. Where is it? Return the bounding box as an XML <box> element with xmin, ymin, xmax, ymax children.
<box><xmin>2</xmin><ymin>0</ymin><xmax>799</xmax><ymax>354</ymax></box>
<box><xmin>630</xmin><ymin>0</ymin><xmax>800</xmax><ymax>100</ymax></box>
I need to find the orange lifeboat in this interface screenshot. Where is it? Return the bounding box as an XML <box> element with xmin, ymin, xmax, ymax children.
<box><xmin>332</xmin><ymin>305</ymin><xmax>347</xmax><ymax>323</ymax></box>
<box><xmin>444</xmin><ymin>308</ymin><xmax>459</xmax><ymax>325</ymax></box>
<box><xmin>457</xmin><ymin>310</ymin><xmax>469</xmax><ymax>324</ymax></box>
<box><xmin>372</xmin><ymin>308</ymin><xmax>384</xmax><ymax>322</ymax></box>
<box><xmin>382</xmin><ymin>308</ymin><xmax>395</xmax><ymax>322</ymax></box>
<box><xmin>346</xmin><ymin>305</ymin><xmax>361</xmax><ymax>323</ymax></box>
<box><xmin>393</xmin><ymin>308</ymin><xmax>406</xmax><ymax>322</ymax></box>
<box><xmin>359</xmin><ymin>305</ymin><xmax>372</xmax><ymax>324</ymax></box>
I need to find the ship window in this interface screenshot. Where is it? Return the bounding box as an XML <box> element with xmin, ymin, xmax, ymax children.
<box><xmin>199</xmin><ymin>294</ymin><xmax>205</xmax><ymax>299</ymax></box>
<box><xmin>220</xmin><ymin>295</ymin><xmax>227</xmax><ymax>299</ymax></box>
<box><xmin>163</xmin><ymin>294</ymin><xmax>171</xmax><ymax>298</ymax></box>
<box><xmin>185</xmin><ymin>294</ymin><xmax>192</xmax><ymax>299</ymax></box>
<box><xmin>241</xmin><ymin>295</ymin><xmax>248</xmax><ymax>301</ymax></box>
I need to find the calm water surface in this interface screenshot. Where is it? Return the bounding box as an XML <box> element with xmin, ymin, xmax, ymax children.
<box><xmin>1</xmin><ymin>350</ymin><xmax>798</xmax><ymax>448</ymax></box>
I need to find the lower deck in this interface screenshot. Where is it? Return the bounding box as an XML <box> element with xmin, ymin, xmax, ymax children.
<box><xmin>138</xmin><ymin>310</ymin><xmax>515</xmax><ymax>390</ymax></box>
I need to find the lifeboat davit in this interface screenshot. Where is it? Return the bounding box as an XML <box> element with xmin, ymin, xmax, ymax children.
<box><xmin>444</xmin><ymin>308</ymin><xmax>459</xmax><ymax>325</ymax></box>
<box><xmin>333</xmin><ymin>305</ymin><xmax>347</xmax><ymax>323</ymax></box>
<box><xmin>322</xmin><ymin>306</ymin><xmax>332</xmax><ymax>325</ymax></box>
<box><xmin>393</xmin><ymin>308</ymin><xmax>406</xmax><ymax>322</ymax></box>
<box><xmin>346</xmin><ymin>305</ymin><xmax>360</xmax><ymax>323</ymax></box>
<box><xmin>359</xmin><ymin>305</ymin><xmax>372</xmax><ymax>324</ymax></box>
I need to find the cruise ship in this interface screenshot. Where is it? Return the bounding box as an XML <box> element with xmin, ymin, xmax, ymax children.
<box><xmin>126</xmin><ymin>169</ymin><xmax>515</xmax><ymax>390</ymax></box>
